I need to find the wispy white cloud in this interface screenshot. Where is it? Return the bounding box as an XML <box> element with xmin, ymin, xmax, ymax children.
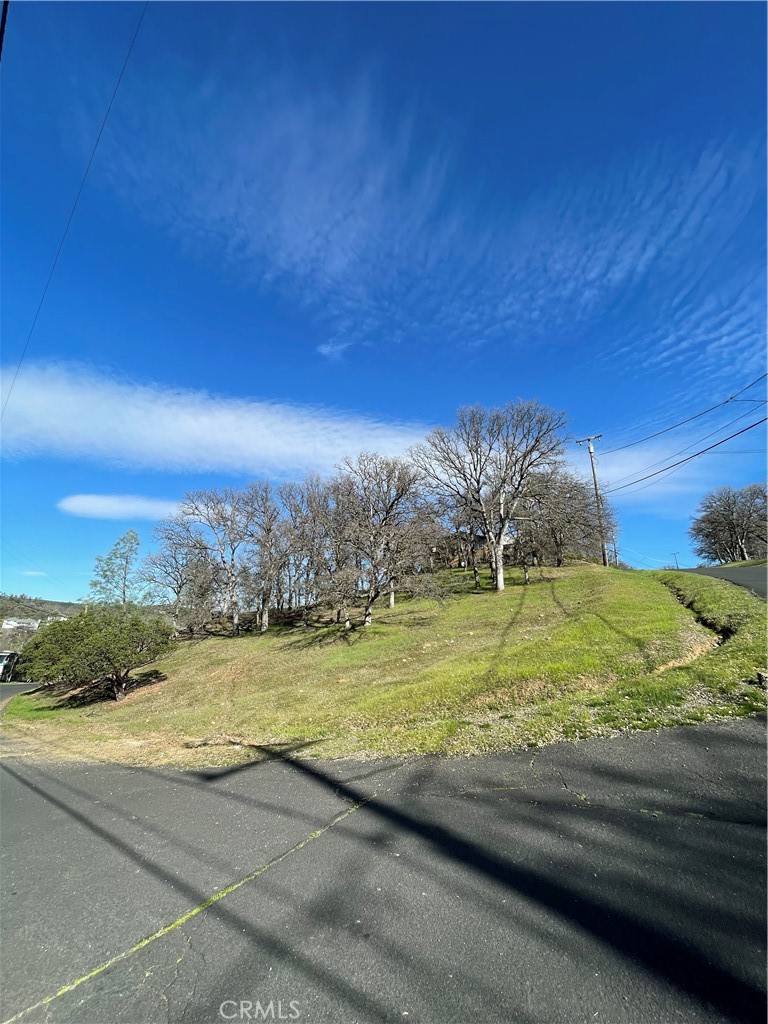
<box><xmin>20</xmin><ymin>570</ymin><xmax>47</xmax><ymax>577</ymax></box>
<box><xmin>1</xmin><ymin>363</ymin><xmax>427</xmax><ymax>476</ymax></box>
<box><xmin>92</xmin><ymin>58</ymin><xmax>764</xmax><ymax>387</ymax></box>
<box><xmin>57</xmin><ymin>494</ymin><xmax>180</xmax><ymax>520</ymax></box>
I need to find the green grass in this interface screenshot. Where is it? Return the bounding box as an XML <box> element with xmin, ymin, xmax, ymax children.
<box><xmin>4</xmin><ymin>566</ymin><xmax>765</xmax><ymax>766</ymax></box>
<box><xmin>709</xmin><ymin>558</ymin><xmax>767</xmax><ymax>568</ymax></box>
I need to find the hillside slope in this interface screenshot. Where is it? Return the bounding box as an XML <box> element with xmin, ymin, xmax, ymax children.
<box><xmin>0</xmin><ymin>594</ymin><xmax>84</xmax><ymax>654</ymax></box>
<box><xmin>0</xmin><ymin>594</ymin><xmax>83</xmax><ymax>621</ymax></box>
<box><xmin>5</xmin><ymin>567</ymin><xmax>765</xmax><ymax>766</ymax></box>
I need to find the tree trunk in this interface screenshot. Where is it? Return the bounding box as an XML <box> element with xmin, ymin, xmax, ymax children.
<box><xmin>523</xmin><ymin>562</ymin><xmax>530</xmax><ymax>585</ymax></box>
<box><xmin>260</xmin><ymin>601</ymin><xmax>269</xmax><ymax>632</ymax></box>
<box><xmin>494</xmin><ymin>543</ymin><xmax>505</xmax><ymax>591</ymax></box>
<box><xmin>473</xmin><ymin>564</ymin><xmax>480</xmax><ymax>590</ymax></box>
<box><xmin>389</xmin><ymin>578</ymin><xmax>395</xmax><ymax>608</ymax></box>
<box><xmin>488</xmin><ymin>544</ymin><xmax>496</xmax><ymax>576</ymax></box>
<box><xmin>363</xmin><ymin>588</ymin><xmax>378</xmax><ymax>626</ymax></box>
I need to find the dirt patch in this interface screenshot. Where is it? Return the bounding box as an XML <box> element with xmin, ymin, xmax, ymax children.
<box><xmin>652</xmin><ymin>636</ymin><xmax>720</xmax><ymax>675</ymax></box>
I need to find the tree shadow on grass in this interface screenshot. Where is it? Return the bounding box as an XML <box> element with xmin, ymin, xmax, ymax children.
<box><xmin>548</xmin><ymin>577</ymin><xmax>665</xmax><ymax>671</ymax></box>
<box><xmin>276</xmin><ymin>624</ymin><xmax>368</xmax><ymax>652</ymax></box>
<box><xmin>55</xmin><ymin>670</ymin><xmax>167</xmax><ymax>708</ymax></box>
<box><xmin>482</xmin><ymin>585</ymin><xmax>527</xmax><ymax>684</ymax></box>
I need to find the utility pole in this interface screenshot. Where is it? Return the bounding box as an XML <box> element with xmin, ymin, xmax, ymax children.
<box><xmin>576</xmin><ymin>434</ymin><xmax>609</xmax><ymax>567</ymax></box>
<box><xmin>671</xmin><ymin>552</ymin><xmax>680</xmax><ymax>569</ymax></box>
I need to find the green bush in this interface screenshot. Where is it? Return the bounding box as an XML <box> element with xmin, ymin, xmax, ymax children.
<box><xmin>17</xmin><ymin>607</ymin><xmax>173</xmax><ymax>698</ymax></box>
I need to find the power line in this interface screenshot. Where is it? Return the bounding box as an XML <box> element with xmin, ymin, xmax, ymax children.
<box><xmin>600</xmin><ymin>373</ymin><xmax>767</xmax><ymax>457</ymax></box>
<box><xmin>606</xmin><ymin>418</ymin><xmax>767</xmax><ymax>494</ymax></box>
<box><xmin>604</xmin><ymin>405</ymin><xmax>761</xmax><ymax>489</ymax></box>
<box><xmin>0</xmin><ymin>539</ymin><xmax>78</xmax><ymax>594</ymax></box>
<box><xmin>0</xmin><ymin>1</ymin><xmax>9</xmax><ymax>63</ymax></box>
<box><xmin>0</xmin><ymin>1</ymin><xmax>148</xmax><ymax>421</ymax></box>
<box><xmin>620</xmin><ymin>546</ymin><xmax>669</xmax><ymax>565</ymax></box>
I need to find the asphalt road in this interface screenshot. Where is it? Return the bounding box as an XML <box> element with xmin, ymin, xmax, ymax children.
<box><xmin>1</xmin><ymin>717</ymin><xmax>765</xmax><ymax>1024</ymax></box>
<box><xmin>0</xmin><ymin>684</ymin><xmax>35</xmax><ymax>703</ymax></box>
<box><xmin>687</xmin><ymin>564</ymin><xmax>767</xmax><ymax>599</ymax></box>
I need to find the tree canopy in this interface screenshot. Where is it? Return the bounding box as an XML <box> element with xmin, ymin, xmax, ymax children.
<box><xmin>17</xmin><ymin>608</ymin><xmax>172</xmax><ymax>698</ymax></box>
<box><xmin>689</xmin><ymin>484</ymin><xmax>767</xmax><ymax>564</ymax></box>
<box><xmin>89</xmin><ymin>529</ymin><xmax>147</xmax><ymax>607</ymax></box>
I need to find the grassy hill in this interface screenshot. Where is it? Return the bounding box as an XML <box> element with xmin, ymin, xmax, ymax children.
<box><xmin>4</xmin><ymin>566</ymin><xmax>766</xmax><ymax>766</ymax></box>
<box><xmin>0</xmin><ymin>593</ymin><xmax>83</xmax><ymax>621</ymax></box>
<box><xmin>710</xmin><ymin>558</ymin><xmax>767</xmax><ymax>568</ymax></box>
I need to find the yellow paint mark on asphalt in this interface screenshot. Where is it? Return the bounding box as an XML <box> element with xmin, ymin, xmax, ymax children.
<box><xmin>1</xmin><ymin>802</ymin><xmax>363</xmax><ymax>1024</ymax></box>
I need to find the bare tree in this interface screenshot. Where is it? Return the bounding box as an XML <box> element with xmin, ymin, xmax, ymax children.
<box><xmin>281</xmin><ymin>475</ymin><xmax>358</xmax><ymax>628</ymax></box>
<box><xmin>522</xmin><ymin>469</ymin><xmax>617</xmax><ymax>568</ymax></box>
<box><xmin>689</xmin><ymin>484</ymin><xmax>767</xmax><ymax>564</ymax></box>
<box><xmin>340</xmin><ymin>453</ymin><xmax>429</xmax><ymax>624</ymax></box>
<box><xmin>242</xmin><ymin>482</ymin><xmax>283</xmax><ymax>632</ymax></box>
<box><xmin>141</xmin><ymin>519</ymin><xmax>215</xmax><ymax>632</ymax></box>
<box><xmin>177</xmin><ymin>489</ymin><xmax>259</xmax><ymax>635</ymax></box>
<box><xmin>280</xmin><ymin>479</ymin><xmax>319</xmax><ymax>616</ymax></box>
<box><xmin>411</xmin><ymin>402</ymin><xmax>566</xmax><ymax>591</ymax></box>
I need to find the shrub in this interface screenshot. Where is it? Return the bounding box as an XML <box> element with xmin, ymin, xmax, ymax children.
<box><xmin>17</xmin><ymin>607</ymin><xmax>173</xmax><ymax>699</ymax></box>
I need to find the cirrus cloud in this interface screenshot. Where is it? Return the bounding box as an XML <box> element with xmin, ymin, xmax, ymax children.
<box><xmin>1</xmin><ymin>363</ymin><xmax>428</xmax><ymax>476</ymax></box>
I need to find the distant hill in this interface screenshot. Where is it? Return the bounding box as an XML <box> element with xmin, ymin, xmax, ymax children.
<box><xmin>0</xmin><ymin>594</ymin><xmax>84</xmax><ymax>651</ymax></box>
<box><xmin>0</xmin><ymin>593</ymin><xmax>83</xmax><ymax>621</ymax></box>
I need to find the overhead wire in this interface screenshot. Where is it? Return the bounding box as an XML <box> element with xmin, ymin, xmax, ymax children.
<box><xmin>606</xmin><ymin>418</ymin><xmax>767</xmax><ymax>494</ymax></box>
<box><xmin>0</xmin><ymin>1</ymin><xmax>149</xmax><ymax>421</ymax></box>
<box><xmin>600</xmin><ymin>372</ymin><xmax>767</xmax><ymax>456</ymax></box>
<box><xmin>0</xmin><ymin>1</ymin><xmax>9</xmax><ymax>63</ymax></box>
<box><xmin>618</xmin><ymin>546</ymin><xmax>677</xmax><ymax>569</ymax></box>
<box><xmin>0</xmin><ymin>538</ymin><xmax>76</xmax><ymax>594</ymax></box>
<box><xmin>603</xmin><ymin>405</ymin><xmax>763</xmax><ymax>489</ymax></box>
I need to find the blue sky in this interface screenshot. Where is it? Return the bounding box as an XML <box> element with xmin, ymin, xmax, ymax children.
<box><xmin>1</xmin><ymin>1</ymin><xmax>766</xmax><ymax>601</ymax></box>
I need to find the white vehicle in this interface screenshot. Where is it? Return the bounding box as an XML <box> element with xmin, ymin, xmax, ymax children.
<box><xmin>0</xmin><ymin>651</ymin><xmax>19</xmax><ymax>682</ymax></box>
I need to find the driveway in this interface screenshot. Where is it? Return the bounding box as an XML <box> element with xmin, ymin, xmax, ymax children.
<box><xmin>1</xmin><ymin>717</ymin><xmax>765</xmax><ymax>1024</ymax></box>
<box><xmin>686</xmin><ymin>564</ymin><xmax>767</xmax><ymax>599</ymax></box>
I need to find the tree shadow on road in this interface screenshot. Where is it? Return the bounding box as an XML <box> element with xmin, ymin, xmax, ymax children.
<box><xmin>235</xmin><ymin>740</ymin><xmax>765</xmax><ymax>1024</ymax></box>
<box><xmin>3</xmin><ymin>720</ymin><xmax>765</xmax><ymax>1023</ymax></box>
